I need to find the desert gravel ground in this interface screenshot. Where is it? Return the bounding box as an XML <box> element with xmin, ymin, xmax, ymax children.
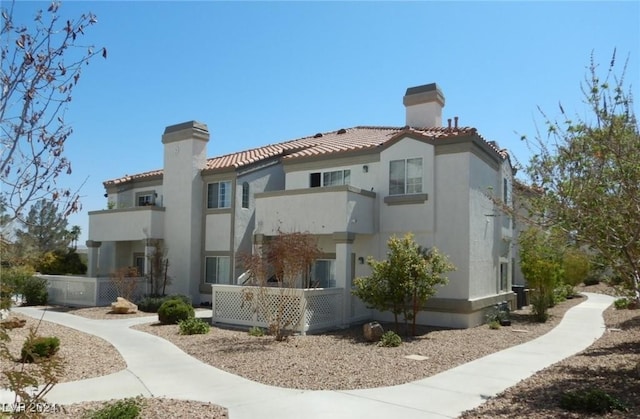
<box><xmin>2</xmin><ymin>283</ymin><xmax>634</xmax><ymax>418</ymax></box>
<box><xmin>461</xmin><ymin>300</ymin><xmax>639</xmax><ymax>418</ymax></box>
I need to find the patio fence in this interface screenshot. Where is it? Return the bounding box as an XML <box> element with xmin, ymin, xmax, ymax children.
<box><xmin>211</xmin><ymin>285</ymin><xmax>344</xmax><ymax>334</ymax></box>
<box><xmin>41</xmin><ymin>275</ymin><xmax>148</xmax><ymax>307</ymax></box>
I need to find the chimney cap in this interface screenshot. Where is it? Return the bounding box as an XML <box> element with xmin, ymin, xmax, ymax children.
<box><xmin>405</xmin><ymin>83</ymin><xmax>438</xmax><ymax>96</ymax></box>
<box><xmin>163</xmin><ymin>120</ymin><xmax>209</xmax><ymax>135</ymax></box>
<box><xmin>403</xmin><ymin>83</ymin><xmax>445</xmax><ymax>108</ymax></box>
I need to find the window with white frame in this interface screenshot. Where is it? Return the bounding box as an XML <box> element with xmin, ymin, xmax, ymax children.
<box><xmin>310</xmin><ymin>259</ymin><xmax>336</xmax><ymax>288</ymax></box>
<box><xmin>205</xmin><ymin>256</ymin><xmax>231</xmax><ymax>284</ymax></box>
<box><xmin>207</xmin><ymin>181</ymin><xmax>232</xmax><ymax>209</ymax></box>
<box><xmin>310</xmin><ymin>170</ymin><xmax>351</xmax><ymax>187</ymax></box>
<box><xmin>389</xmin><ymin>158</ymin><xmax>422</xmax><ymax>195</ymax></box>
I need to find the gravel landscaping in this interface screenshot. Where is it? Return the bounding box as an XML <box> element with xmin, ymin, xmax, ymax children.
<box><xmin>461</xmin><ymin>302</ymin><xmax>639</xmax><ymax>418</ymax></box>
<box><xmin>2</xmin><ymin>283</ymin><xmax>635</xmax><ymax>418</ymax></box>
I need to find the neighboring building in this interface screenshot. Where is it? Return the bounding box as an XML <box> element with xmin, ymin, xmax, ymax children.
<box><xmin>87</xmin><ymin>83</ymin><xmax>516</xmax><ymax>328</ymax></box>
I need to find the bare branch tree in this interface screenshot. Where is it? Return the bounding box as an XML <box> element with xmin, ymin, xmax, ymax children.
<box><xmin>1</xmin><ymin>1</ymin><xmax>106</xmax><ymax>222</ymax></box>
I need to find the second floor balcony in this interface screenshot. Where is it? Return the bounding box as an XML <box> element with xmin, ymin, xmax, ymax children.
<box><xmin>88</xmin><ymin>205</ymin><xmax>165</xmax><ymax>241</ymax></box>
<box><xmin>255</xmin><ymin>185</ymin><xmax>376</xmax><ymax>235</ymax></box>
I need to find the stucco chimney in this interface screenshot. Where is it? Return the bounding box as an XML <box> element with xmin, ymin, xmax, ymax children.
<box><xmin>403</xmin><ymin>83</ymin><xmax>445</xmax><ymax>129</ymax></box>
<box><xmin>161</xmin><ymin>121</ymin><xmax>209</xmax><ymax>301</ymax></box>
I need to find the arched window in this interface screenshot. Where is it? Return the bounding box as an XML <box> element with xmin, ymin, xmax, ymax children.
<box><xmin>241</xmin><ymin>181</ymin><xmax>250</xmax><ymax>209</ymax></box>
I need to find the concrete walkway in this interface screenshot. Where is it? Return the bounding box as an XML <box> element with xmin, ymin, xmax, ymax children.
<box><xmin>6</xmin><ymin>292</ymin><xmax>613</xmax><ymax>419</ymax></box>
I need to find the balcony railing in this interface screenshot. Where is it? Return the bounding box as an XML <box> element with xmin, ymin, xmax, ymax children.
<box><xmin>255</xmin><ymin>185</ymin><xmax>376</xmax><ymax>235</ymax></box>
<box><xmin>88</xmin><ymin>206</ymin><xmax>165</xmax><ymax>241</ymax></box>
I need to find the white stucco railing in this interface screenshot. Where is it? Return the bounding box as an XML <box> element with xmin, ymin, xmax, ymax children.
<box><xmin>41</xmin><ymin>275</ymin><xmax>148</xmax><ymax>307</ymax></box>
<box><xmin>255</xmin><ymin>185</ymin><xmax>376</xmax><ymax>235</ymax></box>
<box><xmin>211</xmin><ymin>285</ymin><xmax>344</xmax><ymax>334</ymax></box>
<box><xmin>88</xmin><ymin>206</ymin><xmax>165</xmax><ymax>242</ymax></box>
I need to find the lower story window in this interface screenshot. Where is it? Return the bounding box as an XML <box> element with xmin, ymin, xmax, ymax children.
<box><xmin>134</xmin><ymin>254</ymin><xmax>145</xmax><ymax>276</ymax></box>
<box><xmin>205</xmin><ymin>256</ymin><xmax>231</xmax><ymax>284</ymax></box>
<box><xmin>311</xmin><ymin>259</ymin><xmax>336</xmax><ymax>288</ymax></box>
<box><xmin>499</xmin><ymin>262</ymin><xmax>508</xmax><ymax>292</ymax></box>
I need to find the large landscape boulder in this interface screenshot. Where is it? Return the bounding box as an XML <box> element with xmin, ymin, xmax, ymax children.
<box><xmin>363</xmin><ymin>321</ymin><xmax>384</xmax><ymax>342</ymax></box>
<box><xmin>111</xmin><ymin>297</ymin><xmax>138</xmax><ymax>314</ymax></box>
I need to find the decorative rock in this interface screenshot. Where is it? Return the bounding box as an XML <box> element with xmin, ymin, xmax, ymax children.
<box><xmin>0</xmin><ymin>317</ymin><xmax>26</xmax><ymax>330</ymax></box>
<box><xmin>363</xmin><ymin>321</ymin><xmax>384</xmax><ymax>342</ymax></box>
<box><xmin>110</xmin><ymin>297</ymin><xmax>138</xmax><ymax>314</ymax></box>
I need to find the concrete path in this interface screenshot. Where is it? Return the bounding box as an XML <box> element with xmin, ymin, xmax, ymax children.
<box><xmin>6</xmin><ymin>292</ymin><xmax>613</xmax><ymax>419</ymax></box>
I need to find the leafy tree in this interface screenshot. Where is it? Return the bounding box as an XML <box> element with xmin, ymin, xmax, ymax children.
<box><xmin>523</xmin><ymin>51</ymin><xmax>640</xmax><ymax>304</ymax></box>
<box><xmin>1</xmin><ymin>1</ymin><xmax>106</xmax><ymax>222</ymax></box>
<box><xmin>15</xmin><ymin>199</ymin><xmax>69</xmax><ymax>260</ymax></box>
<box><xmin>353</xmin><ymin>233</ymin><xmax>455</xmax><ymax>335</ymax></box>
<box><xmin>519</xmin><ymin>226</ymin><xmax>565</xmax><ymax>322</ymax></box>
<box><xmin>67</xmin><ymin>225</ymin><xmax>81</xmax><ymax>250</ymax></box>
<box><xmin>563</xmin><ymin>247</ymin><xmax>591</xmax><ymax>288</ymax></box>
<box><xmin>37</xmin><ymin>248</ymin><xmax>86</xmax><ymax>275</ymax></box>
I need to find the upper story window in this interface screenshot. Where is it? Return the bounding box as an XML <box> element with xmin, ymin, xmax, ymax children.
<box><xmin>241</xmin><ymin>182</ymin><xmax>250</xmax><ymax>209</ymax></box>
<box><xmin>310</xmin><ymin>170</ymin><xmax>351</xmax><ymax>187</ymax></box>
<box><xmin>503</xmin><ymin>178</ymin><xmax>509</xmax><ymax>203</ymax></box>
<box><xmin>207</xmin><ymin>181</ymin><xmax>232</xmax><ymax>209</ymax></box>
<box><xmin>137</xmin><ymin>193</ymin><xmax>155</xmax><ymax>206</ymax></box>
<box><xmin>389</xmin><ymin>158</ymin><xmax>422</xmax><ymax>195</ymax></box>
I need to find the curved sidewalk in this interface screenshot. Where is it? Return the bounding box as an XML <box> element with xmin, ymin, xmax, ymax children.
<box><xmin>8</xmin><ymin>292</ymin><xmax>613</xmax><ymax>419</ymax></box>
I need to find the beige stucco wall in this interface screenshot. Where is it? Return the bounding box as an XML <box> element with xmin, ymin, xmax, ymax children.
<box><xmin>162</xmin><ymin>135</ymin><xmax>208</xmax><ymax>299</ymax></box>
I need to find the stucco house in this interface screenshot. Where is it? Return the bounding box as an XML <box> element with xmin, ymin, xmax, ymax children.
<box><xmin>86</xmin><ymin>83</ymin><xmax>515</xmax><ymax>328</ymax></box>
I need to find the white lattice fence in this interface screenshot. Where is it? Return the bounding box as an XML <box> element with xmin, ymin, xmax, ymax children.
<box><xmin>304</xmin><ymin>290</ymin><xmax>343</xmax><ymax>332</ymax></box>
<box><xmin>212</xmin><ymin>285</ymin><xmax>344</xmax><ymax>334</ymax></box>
<box><xmin>96</xmin><ymin>277</ymin><xmax>147</xmax><ymax>306</ymax></box>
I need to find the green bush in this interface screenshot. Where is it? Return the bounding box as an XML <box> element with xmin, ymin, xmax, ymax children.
<box><xmin>553</xmin><ymin>283</ymin><xmax>576</xmax><ymax>304</ymax></box>
<box><xmin>1</xmin><ymin>265</ymin><xmax>35</xmax><ymax>294</ymax></box>
<box><xmin>137</xmin><ymin>296</ymin><xmax>166</xmax><ymax>313</ymax></box>
<box><xmin>21</xmin><ymin>276</ymin><xmax>48</xmax><ymax>306</ymax></box>
<box><xmin>137</xmin><ymin>294</ymin><xmax>192</xmax><ymax>313</ymax></box>
<box><xmin>378</xmin><ymin>331</ymin><xmax>402</xmax><ymax>347</ymax></box>
<box><xmin>21</xmin><ymin>336</ymin><xmax>60</xmax><ymax>363</ymax></box>
<box><xmin>583</xmin><ymin>276</ymin><xmax>600</xmax><ymax>286</ymax></box>
<box><xmin>86</xmin><ymin>397</ymin><xmax>144</xmax><ymax>419</ymax></box>
<box><xmin>559</xmin><ymin>388</ymin><xmax>627</xmax><ymax>414</ymax></box>
<box><xmin>157</xmin><ymin>299</ymin><xmax>194</xmax><ymax>324</ymax></box>
<box><xmin>614</xmin><ymin>298</ymin><xmax>630</xmax><ymax>310</ymax></box>
<box><xmin>37</xmin><ymin>249</ymin><xmax>87</xmax><ymax>275</ymax></box>
<box><xmin>178</xmin><ymin>318</ymin><xmax>210</xmax><ymax>335</ymax></box>
<box><xmin>488</xmin><ymin>320</ymin><xmax>501</xmax><ymax>330</ymax></box>
<box><xmin>248</xmin><ymin>326</ymin><xmax>265</xmax><ymax>337</ymax></box>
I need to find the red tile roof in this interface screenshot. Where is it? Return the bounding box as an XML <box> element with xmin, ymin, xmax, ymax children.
<box><xmin>104</xmin><ymin>125</ymin><xmax>504</xmax><ymax>186</ymax></box>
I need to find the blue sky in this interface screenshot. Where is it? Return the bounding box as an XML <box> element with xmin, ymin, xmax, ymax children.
<box><xmin>10</xmin><ymin>1</ymin><xmax>640</xmax><ymax>244</ymax></box>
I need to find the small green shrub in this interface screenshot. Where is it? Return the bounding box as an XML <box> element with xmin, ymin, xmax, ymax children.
<box><xmin>137</xmin><ymin>296</ymin><xmax>166</xmax><ymax>313</ymax></box>
<box><xmin>21</xmin><ymin>336</ymin><xmax>60</xmax><ymax>363</ymax></box>
<box><xmin>248</xmin><ymin>326</ymin><xmax>265</xmax><ymax>337</ymax></box>
<box><xmin>86</xmin><ymin>396</ymin><xmax>144</xmax><ymax>419</ymax></box>
<box><xmin>553</xmin><ymin>283</ymin><xmax>575</xmax><ymax>304</ymax></box>
<box><xmin>559</xmin><ymin>388</ymin><xmax>627</xmax><ymax>414</ymax></box>
<box><xmin>378</xmin><ymin>330</ymin><xmax>402</xmax><ymax>347</ymax></box>
<box><xmin>21</xmin><ymin>276</ymin><xmax>48</xmax><ymax>306</ymax></box>
<box><xmin>137</xmin><ymin>294</ymin><xmax>192</xmax><ymax>313</ymax></box>
<box><xmin>178</xmin><ymin>318</ymin><xmax>210</xmax><ymax>335</ymax></box>
<box><xmin>1</xmin><ymin>265</ymin><xmax>35</xmax><ymax>293</ymax></box>
<box><xmin>157</xmin><ymin>299</ymin><xmax>194</xmax><ymax>324</ymax></box>
<box><xmin>614</xmin><ymin>298</ymin><xmax>630</xmax><ymax>310</ymax></box>
<box><xmin>583</xmin><ymin>276</ymin><xmax>600</xmax><ymax>286</ymax></box>
<box><xmin>488</xmin><ymin>320</ymin><xmax>501</xmax><ymax>330</ymax></box>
